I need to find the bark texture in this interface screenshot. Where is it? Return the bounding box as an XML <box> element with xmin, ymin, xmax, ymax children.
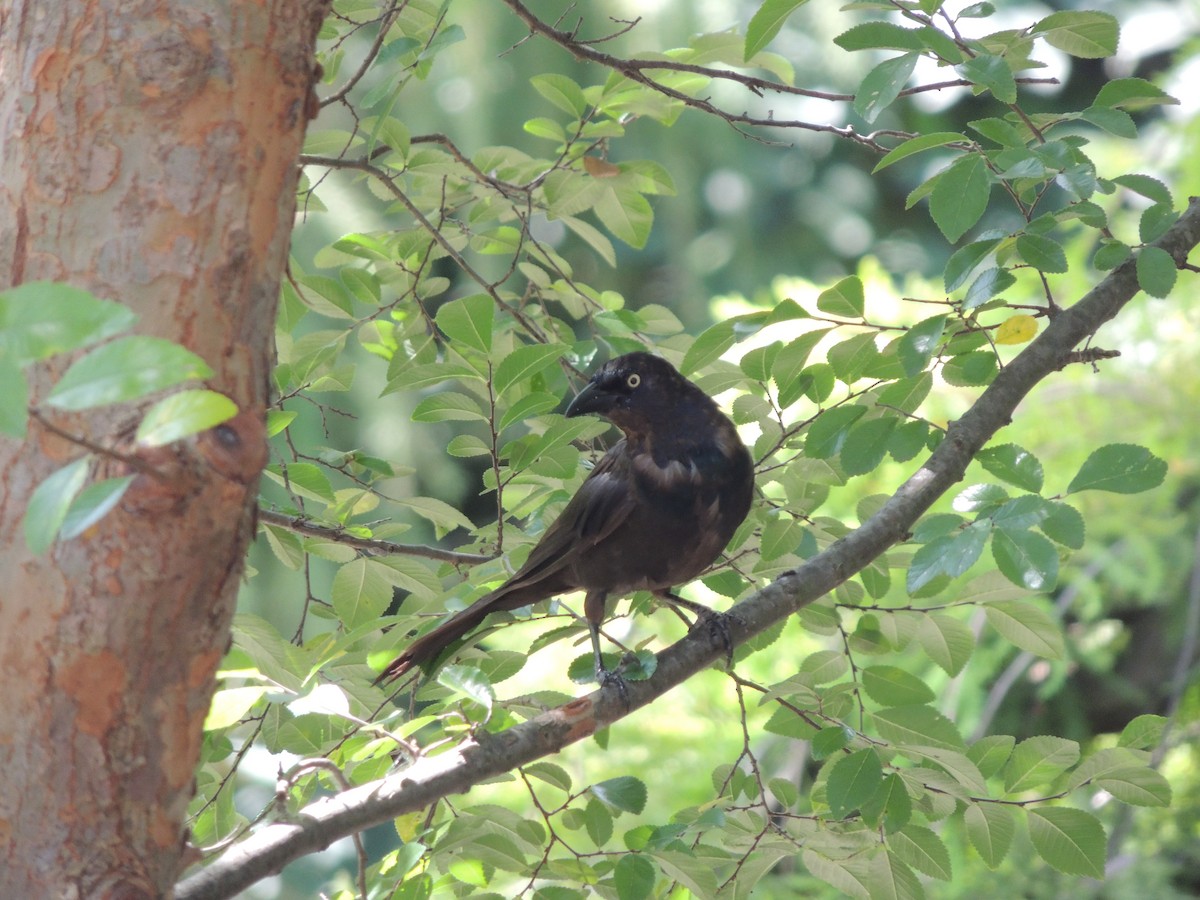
<box><xmin>0</xmin><ymin>1</ymin><xmax>328</xmax><ymax>895</ymax></box>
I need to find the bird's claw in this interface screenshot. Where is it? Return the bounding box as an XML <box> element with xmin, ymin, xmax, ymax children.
<box><xmin>690</xmin><ymin>609</ymin><xmax>742</xmax><ymax>667</ymax></box>
<box><xmin>596</xmin><ymin>659</ymin><xmax>632</xmax><ymax>707</ymax></box>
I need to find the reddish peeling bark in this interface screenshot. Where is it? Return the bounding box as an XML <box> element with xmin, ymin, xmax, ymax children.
<box><xmin>0</xmin><ymin>1</ymin><xmax>329</xmax><ymax>895</ymax></box>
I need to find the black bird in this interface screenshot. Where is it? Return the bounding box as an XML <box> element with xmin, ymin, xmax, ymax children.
<box><xmin>376</xmin><ymin>351</ymin><xmax>755</xmax><ymax>686</ymax></box>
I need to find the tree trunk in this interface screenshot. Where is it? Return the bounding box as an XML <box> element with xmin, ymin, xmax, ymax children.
<box><xmin>0</xmin><ymin>1</ymin><xmax>328</xmax><ymax>894</ymax></box>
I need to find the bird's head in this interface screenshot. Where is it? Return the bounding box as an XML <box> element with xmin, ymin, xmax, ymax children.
<box><xmin>565</xmin><ymin>352</ymin><xmax>707</xmax><ymax>439</ymax></box>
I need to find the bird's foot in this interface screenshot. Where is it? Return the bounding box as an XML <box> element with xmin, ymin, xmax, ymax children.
<box><xmin>596</xmin><ymin>661</ymin><xmax>631</xmax><ymax>706</ymax></box>
<box><xmin>689</xmin><ymin>609</ymin><xmax>743</xmax><ymax>667</ymax></box>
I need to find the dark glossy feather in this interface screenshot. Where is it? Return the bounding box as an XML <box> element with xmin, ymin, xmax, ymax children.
<box><xmin>376</xmin><ymin>351</ymin><xmax>754</xmax><ymax>684</ymax></box>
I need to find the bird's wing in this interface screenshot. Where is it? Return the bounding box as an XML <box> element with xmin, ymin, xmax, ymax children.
<box><xmin>501</xmin><ymin>443</ymin><xmax>635</xmax><ymax>591</ymax></box>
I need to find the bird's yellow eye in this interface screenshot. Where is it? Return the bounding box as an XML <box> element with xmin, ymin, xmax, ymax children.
<box><xmin>626</xmin><ymin>373</ymin><xmax>641</xmax><ymax>389</ymax></box>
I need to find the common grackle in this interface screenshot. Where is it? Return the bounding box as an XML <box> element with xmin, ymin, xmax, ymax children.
<box><xmin>375</xmin><ymin>351</ymin><xmax>755</xmax><ymax>687</ymax></box>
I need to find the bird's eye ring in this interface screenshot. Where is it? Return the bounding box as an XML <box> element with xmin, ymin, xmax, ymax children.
<box><xmin>626</xmin><ymin>373</ymin><xmax>641</xmax><ymax>389</ymax></box>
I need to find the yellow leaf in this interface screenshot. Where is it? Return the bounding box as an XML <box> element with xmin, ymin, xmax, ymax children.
<box><xmin>995</xmin><ymin>314</ymin><xmax>1037</xmax><ymax>344</ymax></box>
<box><xmin>583</xmin><ymin>156</ymin><xmax>621</xmax><ymax>178</ymax></box>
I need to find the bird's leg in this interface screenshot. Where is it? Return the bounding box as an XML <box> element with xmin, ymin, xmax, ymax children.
<box><xmin>655</xmin><ymin>590</ymin><xmax>740</xmax><ymax>666</ymax></box>
<box><xmin>585</xmin><ymin>590</ymin><xmax>630</xmax><ymax>704</ymax></box>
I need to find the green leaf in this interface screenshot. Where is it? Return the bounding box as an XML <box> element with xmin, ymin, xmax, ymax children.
<box><xmin>897</xmin><ymin>315</ymin><xmax>946</xmax><ymax>376</ymax></box>
<box><xmin>835</xmin><ymin>22</ymin><xmax>925</xmax><ymax>52</ymax></box>
<box><xmin>493</xmin><ymin>343</ymin><xmax>567</xmax><ymax>396</ymax></box>
<box><xmin>841</xmin><ymin>417</ymin><xmax>897</xmax><ymax>477</ymax></box>
<box><xmin>1093</xmin><ymin>239</ymin><xmax>1131</xmax><ymax>271</ymax></box>
<box><xmin>930</xmin><ymin>154</ymin><xmax>989</xmax><ymax>243</ymax></box>
<box><xmin>854</xmin><ymin>52</ymin><xmax>918</xmax><ymax>124</ymax></box>
<box><xmin>874</xmin><ymin>132</ymin><xmax>967</xmax><ymax>173</ymax></box>
<box><xmin>595</xmin><ymin>186</ymin><xmax>654</xmax><ymax>248</ymax></box>
<box><xmin>1080</xmin><ymin>105</ymin><xmax>1136</xmax><ymax>139</ymax></box>
<box><xmin>592</xmin><ymin>776</ymin><xmax>647</xmax><ymax>814</ymax></box>
<box><xmin>1095</xmin><ymin>766</ymin><xmax>1172</xmax><ymax>807</ymax></box>
<box><xmin>411</xmin><ymin>392</ymin><xmax>488</xmax><ymax>423</ymax></box>
<box><xmin>888</xmin><ymin>824</ymin><xmax>952</xmax><ymax>880</ymax></box>
<box><xmin>0</xmin><ymin>282</ymin><xmax>136</xmax><ymax>365</ymax></box>
<box><xmin>524</xmin><ymin>762</ymin><xmax>573</xmax><ymax>793</ymax></box>
<box><xmin>872</xmin><ymin>704</ymin><xmax>966</xmax><ymax>752</ymax></box>
<box><xmin>1027</xmin><ymin>807</ymin><xmax>1106</xmax><ymax>877</ymax></box>
<box><xmin>1094</xmin><ymin>77</ymin><xmax>1179</xmax><ymax>111</ymax></box>
<box><xmin>805</xmin><ymin>405</ymin><xmax>867</xmax><ymax>458</ymax></box>
<box><xmin>1113</xmin><ymin>173</ymin><xmax>1173</xmax><ymax>205</ymax></box>
<box><xmin>205</xmin><ymin>685</ymin><xmax>270</xmax><ymax>731</ymax></box>
<box><xmin>1033</xmin><ymin>10</ymin><xmax>1118</xmax><ymax>58</ymax></box>
<box><xmin>1005</xmin><ymin>736</ymin><xmax>1080</xmax><ymax>793</ymax></box>
<box><xmin>862</xmin><ymin>666</ymin><xmax>936</xmax><ymax>706</ymax></box>
<box><xmin>812</xmin><ymin>725</ymin><xmax>851</xmax><ymax>760</ymax></box>
<box><xmin>862</xmin><ymin>772</ymin><xmax>912</xmax><ymax>832</ymax></box>
<box><xmin>992</xmin><ymin>528</ymin><xmax>1059</xmax><ymax>591</ymax></box>
<box><xmin>135</xmin><ymin>389</ymin><xmax>238</xmax><ymax>447</ymax></box>
<box><xmin>1066</xmin><ymin>443</ymin><xmax>1167</xmax><ymax>495</ymax></box>
<box><xmin>59</xmin><ymin>475</ymin><xmax>134</xmax><ymax>541</ymax></box>
<box><xmin>681</xmin><ymin>320</ymin><xmax>738</xmax><ymax>375</ymax></box>
<box><xmin>24</xmin><ymin>456</ymin><xmax>91</xmax><ymax>554</ymax></box>
<box><xmin>438</xmin><ymin>664</ymin><xmax>495</xmax><ymax>712</ymax></box>
<box><xmin>916</xmin><ymin>612</ymin><xmax>974</xmax><ymax>676</ymax></box>
<box><xmin>827</xmin><ymin>748</ymin><xmax>883</xmax><ymax>818</ymax></box>
<box><xmin>1118</xmin><ymin>714</ymin><xmax>1167</xmax><ymax>750</ymax></box>
<box><xmin>816</xmin><ymin>275</ymin><xmax>865</xmax><ymax>317</ymax></box>
<box><xmin>614</xmin><ymin>853</ymin><xmax>657</xmax><ymax>900</ymax></box>
<box><xmin>977</xmin><ymin>444</ymin><xmax>1044</xmax><ymax>492</ymax></box>
<box><xmin>959</xmin><ymin>53</ymin><xmax>1016</xmax><ymax>103</ymax></box>
<box><xmin>331</xmin><ymin>558</ymin><xmax>393</xmax><ymax>629</ymax></box>
<box><xmin>1040</xmin><ymin>501</ymin><xmax>1085</xmax><ymax>549</ymax></box>
<box><xmin>965</xmin><ymin>803</ymin><xmax>1014</xmax><ymax>868</ymax></box>
<box><xmin>878</xmin><ymin>372</ymin><xmax>932</xmax><ymax>414</ymax></box>
<box><xmin>398</xmin><ymin>496</ymin><xmax>474</xmax><ymax>537</ymax></box>
<box><xmin>963</xmin><ymin>266</ymin><xmax>1016</xmax><ymax>310</ymax></box>
<box><xmin>907</xmin><ymin>523</ymin><xmax>989</xmax><ymax>592</ymax></box>
<box><xmin>1140</xmin><ymin>204</ymin><xmax>1178</xmax><ymax>243</ymax></box>
<box><xmin>530</xmin><ymin>73</ymin><xmax>587</xmax><ymax>117</ymax></box>
<box><xmin>944</xmin><ymin>238</ymin><xmax>1000</xmax><ymax>292</ymax></box>
<box><xmin>436</xmin><ymin>294</ymin><xmax>494</xmax><ymax>353</ymax></box>
<box><xmin>968</xmin><ymin>735</ymin><xmax>1015</xmax><ymax>779</ymax></box>
<box><xmin>984</xmin><ymin>599</ymin><xmax>1064</xmax><ymax>658</ymax></box>
<box><xmin>1136</xmin><ymin>246</ymin><xmax>1177</xmax><ymax>298</ymax></box>
<box><xmin>745</xmin><ymin>0</ymin><xmax>812</xmax><ymax>60</ymax></box>
<box><xmin>1016</xmin><ymin>233</ymin><xmax>1068</xmax><ymax>273</ymax></box>
<box><xmin>46</xmin><ymin>336</ymin><xmax>212</xmax><ymax>411</ymax></box>
<box><xmin>0</xmin><ymin>356</ymin><xmax>29</xmax><ymax>437</ymax></box>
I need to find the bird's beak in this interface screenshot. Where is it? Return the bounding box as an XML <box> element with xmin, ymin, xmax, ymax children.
<box><xmin>565</xmin><ymin>381</ymin><xmax>611</xmax><ymax>418</ymax></box>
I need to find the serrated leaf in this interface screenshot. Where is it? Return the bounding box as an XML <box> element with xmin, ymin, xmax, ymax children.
<box><xmin>1016</xmin><ymin>233</ymin><xmax>1068</xmax><ymax>273</ymax></box>
<box><xmin>438</xmin><ymin>664</ymin><xmax>495</xmax><ymax>712</ymax></box>
<box><xmin>1066</xmin><ymin>443</ymin><xmax>1166</xmax><ymax>495</ymax></box>
<box><xmin>862</xmin><ymin>666</ymin><xmax>936</xmax><ymax>706</ymax></box>
<box><xmin>1027</xmin><ymin>807</ymin><xmax>1106</xmax><ymax>877</ymax></box>
<box><xmin>46</xmin><ymin>336</ymin><xmax>212</xmax><ymax>410</ymax></box>
<box><xmin>135</xmin><ymin>389</ymin><xmax>238</xmax><ymax>447</ymax></box>
<box><xmin>862</xmin><ymin>772</ymin><xmax>912</xmax><ymax>832</ymax></box>
<box><xmin>930</xmin><ymin>155</ymin><xmax>989</xmax><ymax>243</ymax></box>
<box><xmin>944</xmin><ymin>238</ymin><xmax>1000</xmax><ymax>292</ymax></box>
<box><xmin>835</xmin><ymin>22</ymin><xmax>925</xmax><ymax>52</ymax></box>
<box><xmin>965</xmin><ymin>803</ymin><xmax>1014</xmax><ymax>868</ymax></box>
<box><xmin>888</xmin><ymin>824</ymin><xmax>952</xmax><ymax>880</ymax></box>
<box><xmin>1113</xmin><ymin>173</ymin><xmax>1173</xmax><ymax>205</ymax></box>
<box><xmin>816</xmin><ymin>276</ymin><xmax>865</xmax><ymax>317</ymax></box>
<box><xmin>531</xmin><ymin>73</ymin><xmax>587</xmax><ymax>117</ymax></box>
<box><xmin>493</xmin><ymin>343</ymin><xmax>567</xmax><ymax>396</ymax></box>
<box><xmin>907</xmin><ymin>523</ymin><xmax>989</xmax><ymax>592</ymax></box>
<box><xmin>592</xmin><ymin>776</ymin><xmax>647</xmax><ymax>814</ymax></box>
<box><xmin>24</xmin><ymin>456</ymin><xmax>91</xmax><ymax>554</ymax></box>
<box><xmin>827</xmin><ymin>748</ymin><xmax>883</xmax><ymax>818</ymax></box>
<box><xmin>959</xmin><ymin>53</ymin><xmax>1016</xmax><ymax>103</ymax></box>
<box><xmin>681</xmin><ymin>320</ymin><xmax>738</xmax><ymax>375</ymax></box>
<box><xmin>898</xmin><ymin>315</ymin><xmax>946</xmax><ymax>376</ymax></box>
<box><xmin>841</xmin><ymin>417</ymin><xmax>897</xmax><ymax>477</ymax></box>
<box><xmin>1033</xmin><ymin>10</ymin><xmax>1118</xmax><ymax>59</ymax></box>
<box><xmin>1118</xmin><ymin>714</ymin><xmax>1167</xmax><ymax>750</ymax></box>
<box><xmin>1095</xmin><ymin>766</ymin><xmax>1172</xmax><ymax>807</ymax></box>
<box><xmin>1136</xmin><ymin>245</ymin><xmax>1177</xmax><ymax>298</ymax></box>
<box><xmin>977</xmin><ymin>444</ymin><xmax>1044</xmax><ymax>492</ymax></box>
<box><xmin>59</xmin><ymin>475</ymin><xmax>134</xmax><ymax>541</ymax></box>
<box><xmin>805</xmin><ymin>405</ymin><xmax>867</xmax><ymax>458</ymax></box>
<box><xmin>963</xmin><ymin>266</ymin><xmax>1016</xmax><ymax>310</ymax></box>
<box><xmin>744</xmin><ymin>0</ymin><xmax>812</xmax><ymax>60</ymax></box>
<box><xmin>1094</xmin><ymin>77</ymin><xmax>1179</xmax><ymax>111</ymax></box>
<box><xmin>968</xmin><ymin>735</ymin><xmax>1015</xmax><ymax>779</ymax></box>
<box><xmin>1093</xmin><ymin>239</ymin><xmax>1131</xmax><ymax>271</ymax></box>
<box><xmin>874</xmin><ymin>132</ymin><xmax>967</xmax><ymax>173</ymax></box>
<box><xmin>0</xmin><ymin>282</ymin><xmax>137</xmax><ymax>365</ymax></box>
<box><xmin>331</xmin><ymin>558</ymin><xmax>393</xmax><ymax>629</ymax></box>
<box><xmin>435</xmin><ymin>294</ymin><xmax>493</xmax><ymax>353</ymax></box>
<box><xmin>873</xmin><ymin>704</ymin><xmax>966</xmax><ymax>752</ymax></box>
<box><xmin>1005</xmin><ymin>736</ymin><xmax>1080</xmax><ymax>793</ymax></box>
<box><xmin>854</xmin><ymin>52</ymin><xmax>918</xmax><ymax>124</ymax></box>
<box><xmin>916</xmin><ymin>613</ymin><xmax>974</xmax><ymax>676</ymax></box>
<box><xmin>984</xmin><ymin>599</ymin><xmax>1064</xmax><ymax>658</ymax></box>
<box><xmin>992</xmin><ymin>528</ymin><xmax>1058</xmax><ymax>591</ymax></box>
<box><xmin>614</xmin><ymin>853</ymin><xmax>657</xmax><ymax>900</ymax></box>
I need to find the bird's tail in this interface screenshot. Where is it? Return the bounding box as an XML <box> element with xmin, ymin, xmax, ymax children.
<box><xmin>373</xmin><ymin>594</ymin><xmax>499</xmax><ymax>685</ymax></box>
